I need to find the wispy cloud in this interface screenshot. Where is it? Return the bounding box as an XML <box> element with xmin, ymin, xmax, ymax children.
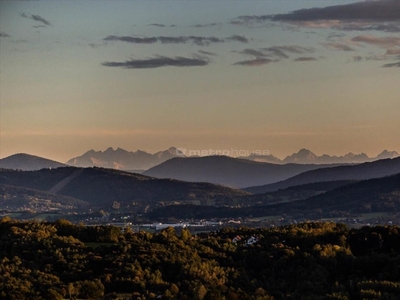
<box><xmin>351</xmin><ymin>35</ymin><xmax>400</xmax><ymax>48</ymax></box>
<box><xmin>382</xmin><ymin>61</ymin><xmax>400</xmax><ymax>68</ymax></box>
<box><xmin>231</xmin><ymin>15</ymin><xmax>273</xmax><ymax>26</ymax></box>
<box><xmin>191</xmin><ymin>22</ymin><xmax>222</xmax><ymax>28</ymax></box>
<box><xmin>226</xmin><ymin>35</ymin><xmax>249</xmax><ymax>43</ymax></box>
<box><xmin>198</xmin><ymin>50</ymin><xmax>217</xmax><ymax>56</ymax></box>
<box><xmin>104</xmin><ymin>35</ymin><xmax>248</xmax><ymax>46</ymax></box>
<box><xmin>102</xmin><ymin>55</ymin><xmax>210</xmax><ymax>69</ymax></box>
<box><xmin>233</xmin><ymin>58</ymin><xmax>274</xmax><ymax>66</ymax></box>
<box><xmin>386</xmin><ymin>48</ymin><xmax>400</xmax><ymax>55</ymax></box>
<box><xmin>21</xmin><ymin>13</ymin><xmax>51</xmax><ymax>26</ymax></box>
<box><xmin>235</xmin><ymin>45</ymin><xmax>315</xmax><ymax>59</ymax></box>
<box><xmin>323</xmin><ymin>42</ymin><xmax>354</xmax><ymax>51</ymax></box>
<box><xmin>334</xmin><ymin>22</ymin><xmax>400</xmax><ymax>33</ymax></box>
<box><xmin>294</xmin><ymin>57</ymin><xmax>317</xmax><ymax>62</ymax></box>
<box><xmin>0</xmin><ymin>32</ymin><xmax>10</xmax><ymax>37</ymax></box>
<box><xmin>148</xmin><ymin>23</ymin><xmax>176</xmax><ymax>28</ymax></box>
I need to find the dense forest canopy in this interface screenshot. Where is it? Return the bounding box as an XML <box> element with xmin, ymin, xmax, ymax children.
<box><xmin>1</xmin><ymin>218</ymin><xmax>400</xmax><ymax>299</ymax></box>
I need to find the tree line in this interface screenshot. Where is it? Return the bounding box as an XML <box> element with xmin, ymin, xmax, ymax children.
<box><xmin>1</xmin><ymin>217</ymin><xmax>400</xmax><ymax>299</ymax></box>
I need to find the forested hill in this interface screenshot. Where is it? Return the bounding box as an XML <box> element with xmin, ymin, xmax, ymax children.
<box><xmin>1</xmin><ymin>219</ymin><xmax>400</xmax><ymax>299</ymax></box>
<box><xmin>0</xmin><ymin>167</ymin><xmax>248</xmax><ymax>209</ymax></box>
<box><xmin>245</xmin><ymin>157</ymin><xmax>400</xmax><ymax>193</ymax></box>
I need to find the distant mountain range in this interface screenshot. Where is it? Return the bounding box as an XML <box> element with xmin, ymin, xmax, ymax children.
<box><xmin>1</xmin><ymin>148</ymin><xmax>397</xmax><ymax>172</ymax></box>
<box><xmin>0</xmin><ymin>153</ymin><xmax>65</xmax><ymax>171</ymax></box>
<box><xmin>242</xmin><ymin>148</ymin><xmax>399</xmax><ymax>164</ymax></box>
<box><xmin>244</xmin><ymin>157</ymin><xmax>400</xmax><ymax>193</ymax></box>
<box><xmin>66</xmin><ymin>147</ymin><xmax>183</xmax><ymax>171</ymax></box>
<box><xmin>0</xmin><ymin>167</ymin><xmax>248</xmax><ymax>211</ymax></box>
<box><xmin>143</xmin><ymin>156</ymin><xmax>340</xmax><ymax>188</ymax></box>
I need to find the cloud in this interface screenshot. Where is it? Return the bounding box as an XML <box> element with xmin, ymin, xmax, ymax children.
<box><xmin>226</xmin><ymin>35</ymin><xmax>249</xmax><ymax>43</ymax></box>
<box><xmin>333</xmin><ymin>22</ymin><xmax>400</xmax><ymax>33</ymax></box>
<box><xmin>386</xmin><ymin>48</ymin><xmax>400</xmax><ymax>55</ymax></box>
<box><xmin>198</xmin><ymin>50</ymin><xmax>217</xmax><ymax>56</ymax></box>
<box><xmin>323</xmin><ymin>42</ymin><xmax>354</xmax><ymax>51</ymax></box>
<box><xmin>191</xmin><ymin>22</ymin><xmax>222</xmax><ymax>28</ymax></box>
<box><xmin>148</xmin><ymin>23</ymin><xmax>177</xmax><ymax>28</ymax></box>
<box><xmin>235</xmin><ymin>45</ymin><xmax>315</xmax><ymax>60</ymax></box>
<box><xmin>294</xmin><ymin>57</ymin><xmax>317</xmax><ymax>62</ymax></box>
<box><xmin>103</xmin><ymin>35</ymin><xmax>223</xmax><ymax>46</ymax></box>
<box><xmin>272</xmin><ymin>1</ymin><xmax>400</xmax><ymax>22</ymax></box>
<box><xmin>263</xmin><ymin>45</ymin><xmax>315</xmax><ymax>58</ymax></box>
<box><xmin>233</xmin><ymin>58</ymin><xmax>274</xmax><ymax>66</ymax></box>
<box><xmin>351</xmin><ymin>35</ymin><xmax>400</xmax><ymax>48</ymax></box>
<box><xmin>235</xmin><ymin>48</ymin><xmax>267</xmax><ymax>58</ymax></box>
<box><xmin>264</xmin><ymin>1</ymin><xmax>400</xmax><ymax>33</ymax></box>
<box><xmin>102</xmin><ymin>55</ymin><xmax>210</xmax><ymax>69</ymax></box>
<box><xmin>0</xmin><ymin>32</ymin><xmax>10</xmax><ymax>37</ymax></box>
<box><xmin>231</xmin><ymin>15</ymin><xmax>273</xmax><ymax>26</ymax></box>
<box><xmin>382</xmin><ymin>61</ymin><xmax>400</xmax><ymax>68</ymax></box>
<box><xmin>21</xmin><ymin>13</ymin><xmax>51</xmax><ymax>26</ymax></box>
<box><xmin>104</xmin><ymin>35</ymin><xmax>250</xmax><ymax>46</ymax></box>
<box><xmin>104</xmin><ymin>35</ymin><xmax>158</xmax><ymax>44</ymax></box>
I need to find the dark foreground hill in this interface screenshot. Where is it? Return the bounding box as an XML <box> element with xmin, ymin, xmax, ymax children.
<box><xmin>0</xmin><ymin>153</ymin><xmax>65</xmax><ymax>171</ymax></box>
<box><xmin>245</xmin><ymin>157</ymin><xmax>400</xmax><ymax>193</ymax></box>
<box><xmin>148</xmin><ymin>173</ymin><xmax>400</xmax><ymax>220</ymax></box>
<box><xmin>0</xmin><ymin>167</ymin><xmax>249</xmax><ymax>210</ymax></box>
<box><xmin>1</xmin><ymin>219</ymin><xmax>400</xmax><ymax>299</ymax></box>
<box><xmin>143</xmin><ymin>156</ymin><xmax>339</xmax><ymax>188</ymax></box>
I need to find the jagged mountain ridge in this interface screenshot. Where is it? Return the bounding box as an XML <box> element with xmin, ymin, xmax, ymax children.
<box><xmin>242</xmin><ymin>148</ymin><xmax>399</xmax><ymax>164</ymax></box>
<box><xmin>66</xmin><ymin>146</ymin><xmax>183</xmax><ymax>171</ymax></box>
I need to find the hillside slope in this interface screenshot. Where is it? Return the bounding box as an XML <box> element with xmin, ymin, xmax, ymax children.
<box><xmin>143</xmin><ymin>156</ymin><xmax>339</xmax><ymax>188</ymax></box>
<box><xmin>148</xmin><ymin>173</ymin><xmax>400</xmax><ymax>220</ymax></box>
<box><xmin>0</xmin><ymin>167</ymin><xmax>249</xmax><ymax>209</ymax></box>
<box><xmin>245</xmin><ymin>157</ymin><xmax>400</xmax><ymax>193</ymax></box>
<box><xmin>0</xmin><ymin>153</ymin><xmax>65</xmax><ymax>171</ymax></box>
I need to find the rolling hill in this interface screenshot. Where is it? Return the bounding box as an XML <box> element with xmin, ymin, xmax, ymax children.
<box><xmin>0</xmin><ymin>153</ymin><xmax>65</xmax><ymax>171</ymax></box>
<box><xmin>0</xmin><ymin>167</ymin><xmax>249</xmax><ymax>210</ymax></box>
<box><xmin>244</xmin><ymin>157</ymin><xmax>400</xmax><ymax>193</ymax></box>
<box><xmin>0</xmin><ymin>184</ymin><xmax>88</xmax><ymax>211</ymax></box>
<box><xmin>143</xmin><ymin>156</ymin><xmax>339</xmax><ymax>188</ymax></box>
<box><xmin>147</xmin><ymin>173</ymin><xmax>400</xmax><ymax>220</ymax></box>
<box><xmin>241</xmin><ymin>180</ymin><xmax>357</xmax><ymax>206</ymax></box>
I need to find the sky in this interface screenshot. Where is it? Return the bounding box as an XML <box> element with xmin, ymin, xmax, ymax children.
<box><xmin>0</xmin><ymin>0</ymin><xmax>399</xmax><ymax>163</ymax></box>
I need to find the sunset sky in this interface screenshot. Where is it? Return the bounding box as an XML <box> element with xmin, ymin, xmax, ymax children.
<box><xmin>1</xmin><ymin>0</ymin><xmax>399</xmax><ymax>162</ymax></box>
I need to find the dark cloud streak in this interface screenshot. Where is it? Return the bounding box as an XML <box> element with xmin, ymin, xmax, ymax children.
<box><xmin>21</xmin><ymin>13</ymin><xmax>51</xmax><ymax>26</ymax></box>
<box><xmin>104</xmin><ymin>35</ymin><xmax>248</xmax><ymax>46</ymax></box>
<box><xmin>102</xmin><ymin>56</ymin><xmax>209</xmax><ymax>69</ymax></box>
<box><xmin>382</xmin><ymin>61</ymin><xmax>400</xmax><ymax>68</ymax></box>
<box><xmin>233</xmin><ymin>58</ymin><xmax>274</xmax><ymax>66</ymax></box>
<box><xmin>294</xmin><ymin>57</ymin><xmax>317</xmax><ymax>62</ymax></box>
<box><xmin>272</xmin><ymin>1</ymin><xmax>400</xmax><ymax>22</ymax></box>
